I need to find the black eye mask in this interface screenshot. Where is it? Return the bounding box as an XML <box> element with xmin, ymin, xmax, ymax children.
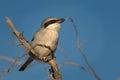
<box><xmin>44</xmin><ymin>20</ymin><xmax>59</xmax><ymax>28</ymax></box>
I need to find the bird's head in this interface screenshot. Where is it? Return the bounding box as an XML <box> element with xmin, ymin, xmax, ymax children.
<box><xmin>40</xmin><ymin>17</ymin><xmax>65</xmax><ymax>31</ymax></box>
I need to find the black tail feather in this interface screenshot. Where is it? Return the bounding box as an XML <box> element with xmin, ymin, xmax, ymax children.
<box><xmin>19</xmin><ymin>57</ymin><xmax>33</xmax><ymax>71</ymax></box>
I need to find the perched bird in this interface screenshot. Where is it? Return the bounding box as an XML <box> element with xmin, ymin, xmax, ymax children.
<box><xmin>19</xmin><ymin>17</ymin><xmax>65</xmax><ymax>71</ymax></box>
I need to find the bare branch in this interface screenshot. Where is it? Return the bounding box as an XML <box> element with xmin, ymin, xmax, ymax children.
<box><xmin>6</xmin><ymin>17</ymin><xmax>36</xmax><ymax>56</ymax></box>
<box><xmin>0</xmin><ymin>55</ymin><xmax>22</xmax><ymax>77</ymax></box>
<box><xmin>67</xmin><ymin>17</ymin><xmax>101</xmax><ymax>80</ymax></box>
<box><xmin>57</xmin><ymin>46</ymin><xmax>93</xmax><ymax>74</ymax></box>
<box><xmin>0</xmin><ymin>56</ymin><xmax>21</xmax><ymax>65</ymax></box>
<box><xmin>61</xmin><ymin>62</ymin><xmax>90</xmax><ymax>73</ymax></box>
<box><xmin>0</xmin><ymin>52</ymin><xmax>27</xmax><ymax>73</ymax></box>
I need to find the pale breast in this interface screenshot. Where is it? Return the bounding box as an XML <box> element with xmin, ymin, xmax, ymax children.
<box><xmin>31</xmin><ymin>29</ymin><xmax>59</xmax><ymax>52</ymax></box>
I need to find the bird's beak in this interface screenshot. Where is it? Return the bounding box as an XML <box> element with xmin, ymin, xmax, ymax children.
<box><xmin>58</xmin><ymin>18</ymin><xmax>65</xmax><ymax>23</ymax></box>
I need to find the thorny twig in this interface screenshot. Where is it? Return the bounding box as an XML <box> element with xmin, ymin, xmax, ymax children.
<box><xmin>6</xmin><ymin>17</ymin><xmax>37</xmax><ymax>56</ymax></box>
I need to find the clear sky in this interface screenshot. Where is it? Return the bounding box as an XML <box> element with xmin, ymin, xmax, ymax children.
<box><xmin>0</xmin><ymin>0</ymin><xmax>120</xmax><ymax>80</ymax></box>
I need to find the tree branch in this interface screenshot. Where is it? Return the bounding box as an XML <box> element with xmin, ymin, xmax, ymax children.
<box><xmin>6</xmin><ymin>17</ymin><xmax>36</xmax><ymax>56</ymax></box>
<box><xmin>6</xmin><ymin>17</ymin><xmax>61</xmax><ymax>80</ymax></box>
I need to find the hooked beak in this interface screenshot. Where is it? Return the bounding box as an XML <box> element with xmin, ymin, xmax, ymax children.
<box><xmin>58</xmin><ymin>18</ymin><xmax>65</xmax><ymax>23</ymax></box>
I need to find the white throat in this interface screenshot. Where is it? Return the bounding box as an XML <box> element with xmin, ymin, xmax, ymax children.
<box><xmin>46</xmin><ymin>23</ymin><xmax>61</xmax><ymax>31</ymax></box>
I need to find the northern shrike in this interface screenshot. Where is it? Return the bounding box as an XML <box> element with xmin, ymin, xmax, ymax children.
<box><xmin>19</xmin><ymin>17</ymin><xmax>65</xmax><ymax>71</ymax></box>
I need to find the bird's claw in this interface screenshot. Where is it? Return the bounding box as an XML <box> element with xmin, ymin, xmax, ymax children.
<box><xmin>41</xmin><ymin>57</ymin><xmax>48</xmax><ymax>62</ymax></box>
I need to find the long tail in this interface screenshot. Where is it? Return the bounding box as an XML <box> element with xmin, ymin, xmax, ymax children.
<box><xmin>19</xmin><ymin>57</ymin><xmax>33</xmax><ymax>71</ymax></box>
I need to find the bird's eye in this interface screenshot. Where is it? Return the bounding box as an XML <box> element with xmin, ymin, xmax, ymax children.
<box><xmin>44</xmin><ymin>20</ymin><xmax>58</xmax><ymax>28</ymax></box>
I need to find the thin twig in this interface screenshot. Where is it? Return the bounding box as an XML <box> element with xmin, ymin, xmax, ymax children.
<box><xmin>57</xmin><ymin>46</ymin><xmax>93</xmax><ymax>74</ymax></box>
<box><xmin>0</xmin><ymin>56</ymin><xmax>21</xmax><ymax>65</ymax></box>
<box><xmin>0</xmin><ymin>52</ymin><xmax>27</xmax><ymax>73</ymax></box>
<box><xmin>57</xmin><ymin>46</ymin><xmax>73</xmax><ymax>61</ymax></box>
<box><xmin>67</xmin><ymin>17</ymin><xmax>101</xmax><ymax>80</ymax></box>
<box><xmin>0</xmin><ymin>55</ymin><xmax>22</xmax><ymax>77</ymax></box>
<box><xmin>7</xmin><ymin>52</ymin><xmax>27</xmax><ymax>72</ymax></box>
<box><xmin>60</xmin><ymin>62</ymin><xmax>91</xmax><ymax>73</ymax></box>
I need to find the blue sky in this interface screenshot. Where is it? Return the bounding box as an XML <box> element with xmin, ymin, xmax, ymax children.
<box><xmin>0</xmin><ymin>0</ymin><xmax>120</xmax><ymax>80</ymax></box>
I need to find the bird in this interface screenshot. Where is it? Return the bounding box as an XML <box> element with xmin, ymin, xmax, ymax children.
<box><xmin>19</xmin><ymin>17</ymin><xmax>65</xmax><ymax>71</ymax></box>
